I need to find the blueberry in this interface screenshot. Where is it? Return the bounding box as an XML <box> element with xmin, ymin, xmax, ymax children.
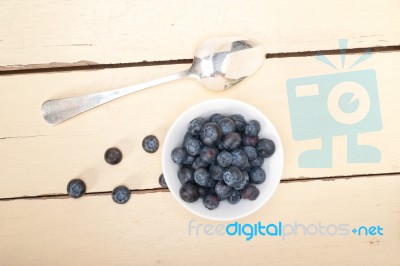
<box><xmin>231</xmin><ymin>149</ymin><xmax>249</xmax><ymax>170</ymax></box>
<box><xmin>243</xmin><ymin>146</ymin><xmax>258</xmax><ymax>161</ymax></box>
<box><xmin>184</xmin><ymin>137</ymin><xmax>203</xmax><ymax>156</ymax></box>
<box><xmin>171</xmin><ymin>147</ymin><xmax>188</xmax><ymax>164</ymax></box>
<box><xmin>223</xmin><ymin>166</ymin><xmax>244</xmax><ymax>187</ymax></box>
<box><xmin>67</xmin><ymin>179</ymin><xmax>86</xmax><ymax>198</ymax></box>
<box><xmin>192</xmin><ymin>157</ymin><xmax>209</xmax><ymax>170</ymax></box>
<box><xmin>230</xmin><ymin>114</ymin><xmax>246</xmax><ymax>133</ymax></box>
<box><xmin>205</xmin><ymin>177</ymin><xmax>217</xmax><ymax>188</ymax></box>
<box><xmin>159</xmin><ymin>174</ymin><xmax>168</xmax><ymax>188</ymax></box>
<box><xmin>178</xmin><ymin>167</ymin><xmax>194</xmax><ymax>184</ymax></box>
<box><xmin>200</xmin><ymin>122</ymin><xmax>222</xmax><ymax>147</ymax></box>
<box><xmin>256</xmin><ymin>138</ymin><xmax>276</xmax><ymax>158</ymax></box>
<box><xmin>200</xmin><ymin>146</ymin><xmax>218</xmax><ymax>164</ymax></box>
<box><xmin>198</xmin><ymin>186</ymin><xmax>209</xmax><ymax>198</ymax></box>
<box><xmin>222</xmin><ymin>132</ymin><xmax>241</xmax><ymax>150</ymax></box>
<box><xmin>188</xmin><ymin>118</ymin><xmax>206</xmax><ymax>136</ymax></box>
<box><xmin>208</xmin><ymin>187</ymin><xmax>216</xmax><ymax>195</ymax></box>
<box><xmin>217</xmin><ymin>150</ymin><xmax>233</xmax><ymax>167</ymax></box>
<box><xmin>228</xmin><ymin>189</ymin><xmax>241</xmax><ymax>204</ymax></box>
<box><xmin>215</xmin><ymin>180</ymin><xmax>233</xmax><ymax>199</ymax></box>
<box><xmin>241</xmin><ymin>185</ymin><xmax>260</xmax><ymax>200</ymax></box>
<box><xmin>217</xmin><ymin>142</ymin><xmax>225</xmax><ymax>151</ymax></box>
<box><xmin>104</xmin><ymin>147</ymin><xmax>123</xmax><ymax>165</ymax></box>
<box><xmin>112</xmin><ymin>185</ymin><xmax>131</xmax><ymax>204</ymax></box>
<box><xmin>218</xmin><ymin>118</ymin><xmax>236</xmax><ymax>135</ymax></box>
<box><xmin>242</xmin><ymin>135</ymin><xmax>259</xmax><ymax>147</ymax></box>
<box><xmin>184</xmin><ymin>132</ymin><xmax>197</xmax><ymax>142</ymax></box>
<box><xmin>194</xmin><ymin>168</ymin><xmax>210</xmax><ymax>186</ymax></box>
<box><xmin>249</xmin><ymin>167</ymin><xmax>266</xmax><ymax>184</ymax></box>
<box><xmin>250</xmin><ymin>156</ymin><xmax>264</xmax><ymax>167</ymax></box>
<box><xmin>180</xmin><ymin>183</ymin><xmax>200</xmax><ymax>203</ymax></box>
<box><xmin>244</xmin><ymin>120</ymin><xmax>261</xmax><ymax>137</ymax></box>
<box><xmin>142</xmin><ymin>135</ymin><xmax>159</xmax><ymax>153</ymax></box>
<box><xmin>233</xmin><ymin>171</ymin><xmax>249</xmax><ymax>190</ymax></box>
<box><xmin>209</xmin><ymin>164</ymin><xmax>223</xmax><ymax>180</ymax></box>
<box><xmin>182</xmin><ymin>155</ymin><xmax>195</xmax><ymax>166</ymax></box>
<box><xmin>203</xmin><ymin>193</ymin><xmax>220</xmax><ymax>210</ymax></box>
<box><xmin>210</xmin><ymin>113</ymin><xmax>224</xmax><ymax>123</ymax></box>
<box><xmin>243</xmin><ymin>159</ymin><xmax>252</xmax><ymax>172</ymax></box>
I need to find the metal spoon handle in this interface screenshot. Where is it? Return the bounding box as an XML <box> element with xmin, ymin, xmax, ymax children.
<box><xmin>42</xmin><ymin>69</ymin><xmax>190</xmax><ymax>125</ymax></box>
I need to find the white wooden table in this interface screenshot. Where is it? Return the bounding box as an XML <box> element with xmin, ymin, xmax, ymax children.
<box><xmin>0</xmin><ymin>1</ymin><xmax>399</xmax><ymax>265</ymax></box>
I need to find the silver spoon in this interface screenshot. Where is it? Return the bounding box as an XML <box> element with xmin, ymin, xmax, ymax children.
<box><xmin>42</xmin><ymin>36</ymin><xmax>265</xmax><ymax>125</ymax></box>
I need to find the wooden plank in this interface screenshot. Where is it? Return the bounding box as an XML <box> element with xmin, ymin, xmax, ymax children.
<box><xmin>0</xmin><ymin>0</ymin><xmax>399</xmax><ymax>70</ymax></box>
<box><xmin>0</xmin><ymin>52</ymin><xmax>399</xmax><ymax>197</ymax></box>
<box><xmin>0</xmin><ymin>175</ymin><xmax>399</xmax><ymax>265</ymax></box>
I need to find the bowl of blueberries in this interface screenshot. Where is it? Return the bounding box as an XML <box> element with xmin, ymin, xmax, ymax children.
<box><xmin>162</xmin><ymin>98</ymin><xmax>283</xmax><ymax>221</ymax></box>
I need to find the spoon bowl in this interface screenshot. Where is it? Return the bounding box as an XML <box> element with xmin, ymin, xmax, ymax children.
<box><xmin>42</xmin><ymin>36</ymin><xmax>265</xmax><ymax>124</ymax></box>
<box><xmin>190</xmin><ymin>36</ymin><xmax>265</xmax><ymax>91</ymax></box>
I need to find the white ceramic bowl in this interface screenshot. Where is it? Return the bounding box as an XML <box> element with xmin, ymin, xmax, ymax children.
<box><xmin>162</xmin><ymin>99</ymin><xmax>284</xmax><ymax>221</ymax></box>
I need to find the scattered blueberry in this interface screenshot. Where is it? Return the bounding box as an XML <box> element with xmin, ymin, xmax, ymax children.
<box><xmin>180</xmin><ymin>183</ymin><xmax>200</xmax><ymax>203</ymax></box>
<box><xmin>215</xmin><ymin>180</ymin><xmax>233</xmax><ymax>199</ymax></box>
<box><xmin>178</xmin><ymin>167</ymin><xmax>194</xmax><ymax>184</ymax></box>
<box><xmin>218</xmin><ymin>118</ymin><xmax>236</xmax><ymax>135</ymax></box>
<box><xmin>217</xmin><ymin>150</ymin><xmax>233</xmax><ymax>167</ymax></box>
<box><xmin>192</xmin><ymin>157</ymin><xmax>209</xmax><ymax>170</ymax></box>
<box><xmin>241</xmin><ymin>185</ymin><xmax>260</xmax><ymax>200</ymax></box>
<box><xmin>184</xmin><ymin>136</ymin><xmax>203</xmax><ymax>156</ymax></box>
<box><xmin>210</xmin><ymin>113</ymin><xmax>224</xmax><ymax>123</ymax></box>
<box><xmin>228</xmin><ymin>189</ymin><xmax>241</xmax><ymax>204</ymax></box>
<box><xmin>222</xmin><ymin>132</ymin><xmax>241</xmax><ymax>150</ymax></box>
<box><xmin>171</xmin><ymin>147</ymin><xmax>188</xmax><ymax>164</ymax></box>
<box><xmin>223</xmin><ymin>166</ymin><xmax>244</xmax><ymax>188</ymax></box>
<box><xmin>209</xmin><ymin>164</ymin><xmax>224</xmax><ymax>180</ymax></box>
<box><xmin>256</xmin><ymin>138</ymin><xmax>276</xmax><ymax>158</ymax></box>
<box><xmin>231</xmin><ymin>149</ymin><xmax>249</xmax><ymax>170</ymax></box>
<box><xmin>242</xmin><ymin>135</ymin><xmax>258</xmax><ymax>147</ymax></box>
<box><xmin>200</xmin><ymin>146</ymin><xmax>218</xmax><ymax>164</ymax></box>
<box><xmin>243</xmin><ymin>146</ymin><xmax>258</xmax><ymax>161</ymax></box>
<box><xmin>188</xmin><ymin>118</ymin><xmax>206</xmax><ymax>136</ymax></box>
<box><xmin>200</xmin><ymin>122</ymin><xmax>222</xmax><ymax>147</ymax></box>
<box><xmin>112</xmin><ymin>185</ymin><xmax>131</xmax><ymax>204</ymax></box>
<box><xmin>104</xmin><ymin>147</ymin><xmax>123</xmax><ymax>165</ymax></box>
<box><xmin>203</xmin><ymin>193</ymin><xmax>220</xmax><ymax>210</ymax></box>
<box><xmin>249</xmin><ymin>167</ymin><xmax>266</xmax><ymax>184</ymax></box>
<box><xmin>142</xmin><ymin>135</ymin><xmax>159</xmax><ymax>153</ymax></box>
<box><xmin>230</xmin><ymin>114</ymin><xmax>246</xmax><ymax>132</ymax></box>
<box><xmin>194</xmin><ymin>168</ymin><xmax>210</xmax><ymax>186</ymax></box>
<box><xmin>244</xmin><ymin>120</ymin><xmax>261</xmax><ymax>137</ymax></box>
<box><xmin>159</xmin><ymin>174</ymin><xmax>168</xmax><ymax>188</ymax></box>
<box><xmin>67</xmin><ymin>179</ymin><xmax>86</xmax><ymax>198</ymax></box>
<box><xmin>250</xmin><ymin>156</ymin><xmax>264</xmax><ymax>167</ymax></box>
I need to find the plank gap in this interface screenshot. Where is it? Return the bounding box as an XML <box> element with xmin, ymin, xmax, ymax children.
<box><xmin>2</xmin><ymin>172</ymin><xmax>398</xmax><ymax>202</ymax></box>
<box><xmin>0</xmin><ymin>188</ymin><xmax>169</xmax><ymax>202</ymax></box>
<box><xmin>0</xmin><ymin>45</ymin><xmax>399</xmax><ymax>76</ymax></box>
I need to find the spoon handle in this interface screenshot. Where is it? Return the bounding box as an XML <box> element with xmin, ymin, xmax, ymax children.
<box><xmin>42</xmin><ymin>69</ymin><xmax>190</xmax><ymax>125</ymax></box>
